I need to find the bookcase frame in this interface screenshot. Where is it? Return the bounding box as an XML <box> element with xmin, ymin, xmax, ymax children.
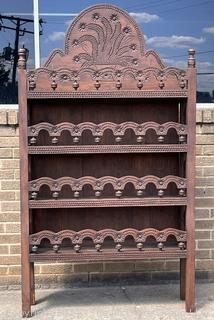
<box><xmin>18</xmin><ymin>4</ymin><xmax>196</xmax><ymax>317</ymax></box>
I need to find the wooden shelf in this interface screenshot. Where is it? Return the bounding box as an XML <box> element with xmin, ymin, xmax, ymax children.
<box><xmin>29</xmin><ymin>197</ymin><xmax>187</xmax><ymax>208</ymax></box>
<box><xmin>29</xmin><ymin>247</ymin><xmax>187</xmax><ymax>262</ymax></box>
<box><xmin>28</xmin><ymin>144</ymin><xmax>187</xmax><ymax>154</ymax></box>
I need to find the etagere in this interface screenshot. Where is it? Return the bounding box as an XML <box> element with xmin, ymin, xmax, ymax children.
<box><xmin>18</xmin><ymin>4</ymin><xmax>196</xmax><ymax>317</ymax></box>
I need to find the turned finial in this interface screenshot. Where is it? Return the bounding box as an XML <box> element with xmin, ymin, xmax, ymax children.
<box><xmin>18</xmin><ymin>48</ymin><xmax>27</xmax><ymax>69</ymax></box>
<box><xmin>188</xmin><ymin>48</ymin><xmax>196</xmax><ymax>68</ymax></box>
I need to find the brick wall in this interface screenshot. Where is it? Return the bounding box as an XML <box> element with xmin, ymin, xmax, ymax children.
<box><xmin>0</xmin><ymin>107</ymin><xmax>214</xmax><ymax>289</ymax></box>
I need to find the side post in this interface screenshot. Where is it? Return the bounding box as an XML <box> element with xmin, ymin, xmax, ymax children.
<box><xmin>18</xmin><ymin>48</ymin><xmax>32</xmax><ymax>317</ymax></box>
<box><xmin>185</xmin><ymin>48</ymin><xmax>196</xmax><ymax>312</ymax></box>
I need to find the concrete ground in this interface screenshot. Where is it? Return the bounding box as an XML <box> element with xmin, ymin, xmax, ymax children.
<box><xmin>0</xmin><ymin>283</ymin><xmax>214</xmax><ymax>320</ymax></box>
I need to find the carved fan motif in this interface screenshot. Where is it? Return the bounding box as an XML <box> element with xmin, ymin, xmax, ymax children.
<box><xmin>44</xmin><ymin>4</ymin><xmax>165</xmax><ymax>70</ymax></box>
<box><xmin>71</xmin><ymin>18</ymin><xmax>137</xmax><ymax>67</ymax></box>
<box><xmin>26</xmin><ymin>4</ymin><xmax>188</xmax><ymax>92</ymax></box>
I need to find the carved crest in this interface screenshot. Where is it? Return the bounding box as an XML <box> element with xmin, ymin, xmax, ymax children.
<box><xmin>26</xmin><ymin>4</ymin><xmax>188</xmax><ymax>92</ymax></box>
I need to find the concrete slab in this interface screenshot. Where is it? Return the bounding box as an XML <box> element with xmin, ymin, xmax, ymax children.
<box><xmin>0</xmin><ymin>283</ymin><xmax>214</xmax><ymax>319</ymax></box>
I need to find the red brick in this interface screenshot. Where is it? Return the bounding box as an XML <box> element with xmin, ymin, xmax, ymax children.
<box><xmin>74</xmin><ymin>263</ymin><xmax>103</xmax><ymax>273</ymax></box>
<box><xmin>0</xmin><ymin>170</ymin><xmax>14</xmax><ymax>179</ymax></box>
<box><xmin>40</xmin><ymin>263</ymin><xmax>73</xmax><ymax>274</ymax></box>
<box><xmin>196</xmin><ymin>198</ymin><xmax>214</xmax><ymax>208</ymax></box>
<box><xmin>0</xmin><ymin>234</ymin><xmax>20</xmax><ymax>243</ymax></box>
<box><xmin>5</xmin><ymin>223</ymin><xmax>20</xmax><ymax>233</ymax></box>
<box><xmin>196</xmin><ymin>220</ymin><xmax>214</xmax><ymax>229</ymax></box>
<box><xmin>198</xmin><ymin>240</ymin><xmax>214</xmax><ymax>249</ymax></box>
<box><xmin>7</xmin><ymin>110</ymin><xmax>18</xmax><ymax>125</ymax></box>
<box><xmin>195</xmin><ymin>208</ymin><xmax>210</xmax><ymax>219</ymax></box>
<box><xmin>0</xmin><ymin>267</ymin><xmax>8</xmax><ymax>275</ymax></box>
<box><xmin>135</xmin><ymin>260</ymin><xmax>165</xmax><ymax>271</ymax></box>
<box><xmin>0</xmin><ymin>191</ymin><xmax>15</xmax><ymax>201</ymax></box>
<box><xmin>0</xmin><ymin>137</ymin><xmax>19</xmax><ymax>147</ymax></box>
<box><xmin>0</xmin><ymin>212</ymin><xmax>20</xmax><ymax>222</ymax></box>
<box><xmin>196</xmin><ymin>156</ymin><xmax>214</xmax><ymax>166</ymax></box>
<box><xmin>9</xmin><ymin>245</ymin><xmax>21</xmax><ymax>254</ymax></box>
<box><xmin>1</xmin><ymin>201</ymin><xmax>20</xmax><ymax>211</ymax></box>
<box><xmin>1</xmin><ymin>180</ymin><xmax>20</xmax><ymax>190</ymax></box>
<box><xmin>0</xmin><ymin>159</ymin><xmax>19</xmax><ymax>169</ymax></box>
<box><xmin>196</xmin><ymin>249</ymin><xmax>210</xmax><ymax>259</ymax></box>
<box><xmin>0</xmin><ymin>149</ymin><xmax>13</xmax><ymax>158</ymax></box>
<box><xmin>0</xmin><ymin>245</ymin><xmax>9</xmax><ymax>254</ymax></box>
<box><xmin>104</xmin><ymin>262</ymin><xmax>134</xmax><ymax>272</ymax></box>
<box><xmin>196</xmin><ymin>260</ymin><xmax>214</xmax><ymax>270</ymax></box>
<box><xmin>0</xmin><ymin>255</ymin><xmax>21</xmax><ymax>264</ymax></box>
<box><xmin>195</xmin><ymin>230</ymin><xmax>211</xmax><ymax>240</ymax></box>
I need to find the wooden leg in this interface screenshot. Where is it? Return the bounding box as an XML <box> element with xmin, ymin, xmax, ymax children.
<box><xmin>185</xmin><ymin>255</ymin><xmax>196</xmax><ymax>312</ymax></box>
<box><xmin>22</xmin><ymin>260</ymin><xmax>31</xmax><ymax>317</ymax></box>
<box><xmin>180</xmin><ymin>258</ymin><xmax>186</xmax><ymax>300</ymax></box>
<box><xmin>30</xmin><ymin>262</ymin><xmax>35</xmax><ymax>305</ymax></box>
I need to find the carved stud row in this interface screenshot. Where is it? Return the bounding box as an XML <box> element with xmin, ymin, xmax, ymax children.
<box><xmin>29</xmin><ymin>79</ymin><xmax>186</xmax><ymax>91</ymax></box>
<box><xmin>29</xmin><ymin>175</ymin><xmax>187</xmax><ymax>200</ymax></box>
<box><xmin>29</xmin><ymin>135</ymin><xmax>186</xmax><ymax>145</ymax></box>
<box><xmin>30</xmin><ymin>228</ymin><xmax>187</xmax><ymax>253</ymax></box>
<box><xmin>27</xmin><ymin>67</ymin><xmax>187</xmax><ymax>92</ymax></box>
<box><xmin>31</xmin><ymin>241</ymin><xmax>186</xmax><ymax>253</ymax></box>
<box><xmin>30</xmin><ymin>188</ymin><xmax>186</xmax><ymax>200</ymax></box>
<box><xmin>29</xmin><ymin>79</ymin><xmax>147</xmax><ymax>91</ymax></box>
<box><xmin>29</xmin><ymin>78</ymin><xmax>186</xmax><ymax>91</ymax></box>
<box><xmin>28</xmin><ymin>121</ymin><xmax>187</xmax><ymax>145</ymax></box>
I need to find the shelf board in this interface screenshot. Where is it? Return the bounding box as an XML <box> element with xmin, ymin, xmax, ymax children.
<box><xmin>28</xmin><ymin>144</ymin><xmax>187</xmax><ymax>154</ymax></box>
<box><xmin>29</xmin><ymin>197</ymin><xmax>187</xmax><ymax>209</ymax></box>
<box><xmin>29</xmin><ymin>247</ymin><xmax>187</xmax><ymax>262</ymax></box>
<box><xmin>27</xmin><ymin>90</ymin><xmax>188</xmax><ymax>99</ymax></box>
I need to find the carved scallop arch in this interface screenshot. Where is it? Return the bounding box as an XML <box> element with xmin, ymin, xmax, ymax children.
<box><xmin>29</xmin><ymin>228</ymin><xmax>187</xmax><ymax>247</ymax></box>
<box><xmin>29</xmin><ymin>175</ymin><xmax>187</xmax><ymax>193</ymax></box>
<box><xmin>28</xmin><ymin>121</ymin><xmax>187</xmax><ymax>139</ymax></box>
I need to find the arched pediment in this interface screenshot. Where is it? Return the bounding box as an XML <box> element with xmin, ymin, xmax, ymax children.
<box><xmin>44</xmin><ymin>4</ymin><xmax>160</xmax><ymax>69</ymax></box>
<box><xmin>25</xmin><ymin>4</ymin><xmax>189</xmax><ymax>93</ymax></box>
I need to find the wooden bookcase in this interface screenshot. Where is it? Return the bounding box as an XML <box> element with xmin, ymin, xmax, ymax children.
<box><xmin>18</xmin><ymin>4</ymin><xmax>196</xmax><ymax>317</ymax></box>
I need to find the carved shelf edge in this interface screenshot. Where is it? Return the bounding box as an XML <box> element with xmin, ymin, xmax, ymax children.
<box><xmin>27</xmin><ymin>90</ymin><xmax>188</xmax><ymax>99</ymax></box>
<box><xmin>29</xmin><ymin>175</ymin><xmax>186</xmax><ymax>199</ymax></box>
<box><xmin>29</xmin><ymin>197</ymin><xmax>187</xmax><ymax>208</ymax></box>
<box><xmin>30</xmin><ymin>249</ymin><xmax>187</xmax><ymax>262</ymax></box>
<box><xmin>29</xmin><ymin>227</ymin><xmax>187</xmax><ymax>254</ymax></box>
<box><xmin>28</xmin><ymin>144</ymin><xmax>188</xmax><ymax>154</ymax></box>
<box><xmin>28</xmin><ymin>121</ymin><xmax>187</xmax><ymax>145</ymax></box>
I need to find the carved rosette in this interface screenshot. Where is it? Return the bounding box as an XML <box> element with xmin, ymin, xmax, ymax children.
<box><xmin>29</xmin><ymin>227</ymin><xmax>187</xmax><ymax>253</ymax></box>
<box><xmin>26</xmin><ymin>4</ymin><xmax>188</xmax><ymax>93</ymax></box>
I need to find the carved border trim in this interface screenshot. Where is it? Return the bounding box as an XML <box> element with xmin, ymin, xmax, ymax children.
<box><xmin>30</xmin><ymin>249</ymin><xmax>187</xmax><ymax>262</ymax></box>
<box><xmin>29</xmin><ymin>197</ymin><xmax>187</xmax><ymax>208</ymax></box>
<box><xmin>28</xmin><ymin>144</ymin><xmax>188</xmax><ymax>154</ymax></box>
<box><xmin>27</xmin><ymin>90</ymin><xmax>188</xmax><ymax>99</ymax></box>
